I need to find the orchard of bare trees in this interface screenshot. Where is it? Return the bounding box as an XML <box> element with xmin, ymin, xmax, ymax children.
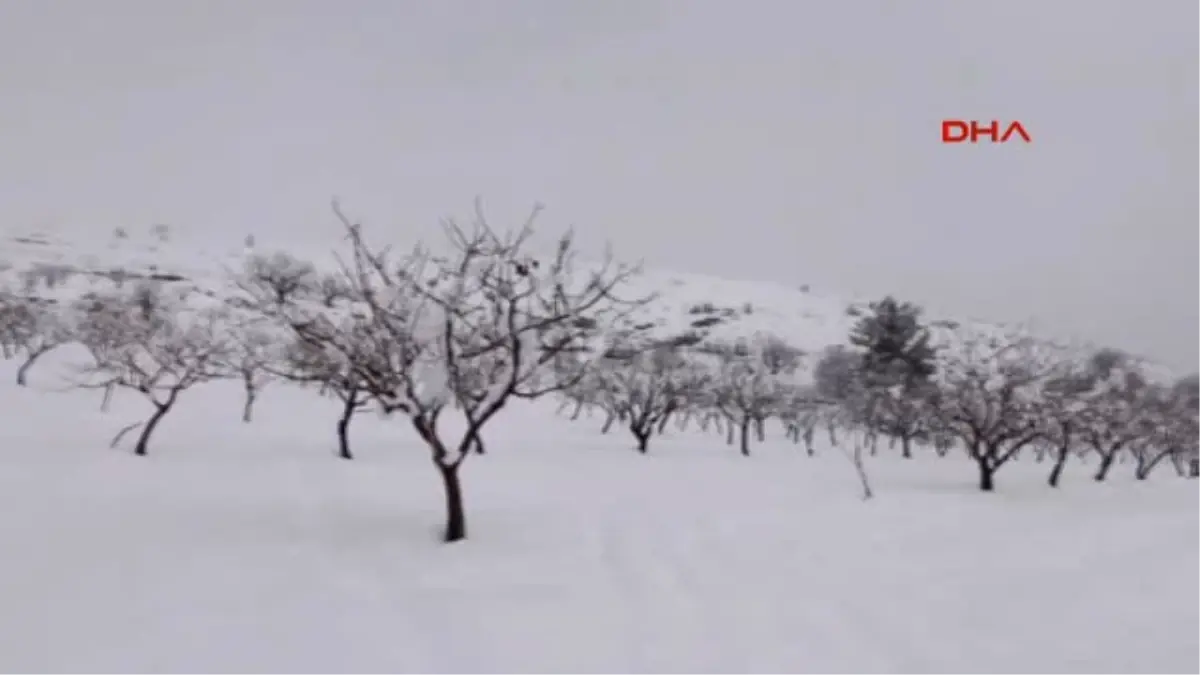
<box><xmin>0</xmin><ymin>204</ymin><xmax>1196</xmax><ymax>543</ymax></box>
<box><xmin>564</xmin><ymin>294</ymin><xmax>1200</xmax><ymax>497</ymax></box>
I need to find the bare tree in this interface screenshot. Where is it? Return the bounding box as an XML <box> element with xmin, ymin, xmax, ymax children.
<box><xmin>222</xmin><ymin>317</ymin><xmax>278</xmax><ymax>423</ymax></box>
<box><xmin>71</xmin><ymin>284</ymin><xmax>231</xmax><ymax>456</ymax></box>
<box><xmin>74</xmin><ymin>296</ymin><xmax>127</xmax><ymax>412</ymax></box>
<box><xmin>1168</xmin><ymin>374</ymin><xmax>1200</xmax><ymax>479</ymax></box>
<box><xmin>1078</xmin><ymin>353</ymin><xmax>1152</xmax><ymax>482</ymax></box>
<box><xmin>555</xmin><ymin>370</ymin><xmax>605</xmax><ymax>422</ymax></box>
<box><xmin>812</xmin><ymin>346</ymin><xmax>876</xmax><ymax>499</ymax></box>
<box><xmin>277</xmin><ymin>337</ymin><xmax>370</xmax><ymax>461</ymax></box>
<box><xmin>0</xmin><ymin>292</ymin><xmax>72</xmax><ymax>386</ymax></box>
<box><xmin>863</xmin><ymin>385</ymin><xmax>933</xmax><ymax>459</ymax></box>
<box><xmin>706</xmin><ymin>334</ymin><xmax>802</xmax><ymax>456</ymax></box>
<box><xmin>591</xmin><ymin>345</ymin><xmax>710</xmax><ymax>453</ymax></box>
<box><xmin>926</xmin><ymin>330</ymin><xmax>1065</xmax><ymax>492</ymax></box>
<box><xmin>244</xmin><ymin>200</ymin><xmax>647</xmax><ymax>542</ymax></box>
<box><xmin>234</xmin><ymin>250</ymin><xmax>370</xmax><ymax>458</ymax></box>
<box><xmin>1039</xmin><ymin>364</ymin><xmax>1097</xmax><ymax>488</ymax></box>
<box><xmin>1130</xmin><ymin>377</ymin><xmax>1199</xmax><ymax>480</ymax></box>
<box><xmin>779</xmin><ymin>394</ymin><xmax>821</xmax><ymax>455</ymax></box>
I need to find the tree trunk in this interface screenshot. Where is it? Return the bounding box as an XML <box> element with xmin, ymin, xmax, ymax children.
<box><xmin>1048</xmin><ymin>445</ymin><xmax>1070</xmax><ymax>488</ymax></box>
<box><xmin>437</xmin><ymin>462</ymin><xmax>467</xmax><ymax>543</ymax></box>
<box><xmin>16</xmin><ymin>348</ymin><xmax>48</xmax><ymax>386</ymax></box>
<box><xmin>900</xmin><ymin>434</ymin><xmax>912</xmax><ymax>459</ymax></box>
<box><xmin>1135</xmin><ymin>451</ymin><xmax>1172</xmax><ymax>480</ymax></box>
<box><xmin>336</xmin><ymin>394</ymin><xmax>356</xmax><ymax>460</ymax></box>
<box><xmin>739</xmin><ymin>417</ymin><xmax>752</xmax><ymax>457</ymax></box>
<box><xmin>242</xmin><ymin>387</ymin><xmax>256</xmax><ymax>423</ymax></box>
<box><xmin>634</xmin><ymin>428</ymin><xmax>650</xmax><ymax>454</ymax></box>
<box><xmin>601</xmin><ymin>412</ymin><xmax>617</xmax><ymax>434</ymax></box>
<box><xmin>754</xmin><ymin>416</ymin><xmax>765</xmax><ymax>442</ymax></box>
<box><xmin>977</xmin><ymin>459</ymin><xmax>996</xmax><ymax>492</ymax></box>
<box><xmin>1170</xmin><ymin>453</ymin><xmax>1185</xmax><ymax>476</ymax></box>
<box><xmin>100</xmin><ymin>383</ymin><xmax>115</xmax><ymax>412</ymax></box>
<box><xmin>1094</xmin><ymin>452</ymin><xmax>1117</xmax><ymax>482</ymax></box>
<box><xmin>852</xmin><ymin>442</ymin><xmax>873</xmax><ymax>500</ymax></box>
<box><xmin>133</xmin><ymin>401</ymin><xmax>174</xmax><ymax>456</ymax></box>
<box><xmin>472</xmin><ymin>436</ymin><xmax>486</xmax><ymax>455</ymax></box>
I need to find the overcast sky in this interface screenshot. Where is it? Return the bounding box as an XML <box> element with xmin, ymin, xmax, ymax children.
<box><xmin>1</xmin><ymin>0</ymin><xmax>1196</xmax><ymax>368</ymax></box>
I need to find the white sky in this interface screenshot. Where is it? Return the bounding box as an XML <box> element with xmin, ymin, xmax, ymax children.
<box><xmin>1</xmin><ymin>0</ymin><xmax>1196</xmax><ymax>368</ymax></box>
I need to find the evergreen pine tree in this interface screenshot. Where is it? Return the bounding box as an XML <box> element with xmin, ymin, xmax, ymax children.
<box><xmin>847</xmin><ymin>297</ymin><xmax>939</xmax><ymax>459</ymax></box>
<box><xmin>848</xmin><ymin>296</ymin><xmax>937</xmax><ymax>386</ymax></box>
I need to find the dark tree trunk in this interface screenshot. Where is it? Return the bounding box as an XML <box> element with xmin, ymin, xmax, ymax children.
<box><xmin>570</xmin><ymin>401</ymin><xmax>584</xmax><ymax>420</ymax></box>
<box><xmin>1048</xmin><ymin>445</ymin><xmax>1070</xmax><ymax>488</ymax></box>
<box><xmin>134</xmin><ymin>400</ymin><xmax>175</xmax><ymax>456</ymax></box>
<box><xmin>16</xmin><ymin>348</ymin><xmax>48</xmax><ymax>386</ymax></box>
<box><xmin>437</xmin><ymin>462</ymin><xmax>467</xmax><ymax>543</ymax></box>
<box><xmin>336</xmin><ymin>393</ymin><xmax>356</xmax><ymax>460</ymax></box>
<box><xmin>754</xmin><ymin>416</ymin><xmax>765</xmax><ymax>442</ymax></box>
<box><xmin>634</xmin><ymin>428</ymin><xmax>650</xmax><ymax>454</ymax></box>
<box><xmin>900</xmin><ymin>434</ymin><xmax>912</xmax><ymax>459</ymax></box>
<box><xmin>242</xmin><ymin>386</ymin><xmax>256</xmax><ymax>423</ymax></box>
<box><xmin>336</xmin><ymin>417</ymin><xmax>353</xmax><ymax>460</ymax></box>
<box><xmin>1135</xmin><ymin>451</ymin><xmax>1172</xmax><ymax>480</ymax></box>
<box><xmin>472</xmin><ymin>436</ymin><xmax>486</xmax><ymax>455</ymax></box>
<box><xmin>100</xmin><ymin>383</ymin><xmax>115</xmax><ymax>412</ymax></box>
<box><xmin>1094</xmin><ymin>452</ymin><xmax>1117</xmax><ymax>482</ymax></box>
<box><xmin>739</xmin><ymin>417</ymin><xmax>752</xmax><ymax>457</ymax></box>
<box><xmin>601</xmin><ymin>412</ymin><xmax>617</xmax><ymax>434</ymax></box>
<box><xmin>977</xmin><ymin>458</ymin><xmax>996</xmax><ymax>492</ymax></box>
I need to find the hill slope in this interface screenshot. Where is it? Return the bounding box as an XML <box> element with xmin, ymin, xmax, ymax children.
<box><xmin>0</xmin><ymin>224</ymin><xmax>1178</xmax><ymax>380</ymax></box>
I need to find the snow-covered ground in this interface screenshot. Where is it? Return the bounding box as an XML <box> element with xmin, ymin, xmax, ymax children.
<box><xmin>1</xmin><ymin>354</ymin><xmax>1195</xmax><ymax>673</ymax></box>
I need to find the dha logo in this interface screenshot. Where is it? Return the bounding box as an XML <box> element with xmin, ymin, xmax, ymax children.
<box><xmin>941</xmin><ymin>120</ymin><xmax>1032</xmax><ymax>144</ymax></box>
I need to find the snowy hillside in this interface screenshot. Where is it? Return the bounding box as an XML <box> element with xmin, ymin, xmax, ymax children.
<box><xmin>0</xmin><ymin>224</ymin><xmax>1175</xmax><ymax>380</ymax></box>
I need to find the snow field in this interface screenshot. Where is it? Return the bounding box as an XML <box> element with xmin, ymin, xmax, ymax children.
<box><xmin>0</xmin><ymin>357</ymin><xmax>1195</xmax><ymax>673</ymax></box>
